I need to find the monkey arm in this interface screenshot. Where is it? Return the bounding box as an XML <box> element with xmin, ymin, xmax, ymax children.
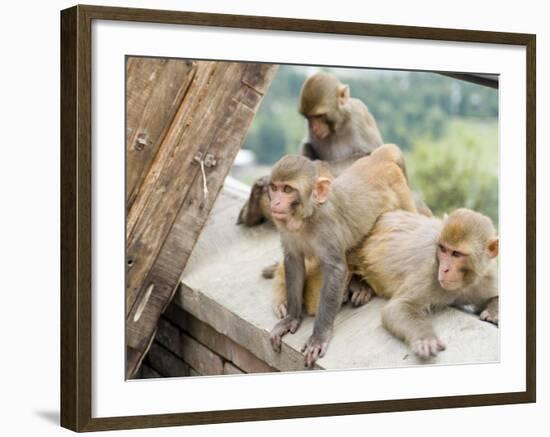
<box><xmin>310</xmin><ymin>256</ymin><xmax>347</xmax><ymax>333</ymax></box>
<box><xmin>381</xmin><ymin>296</ymin><xmax>446</xmax><ymax>359</ymax></box>
<box><xmin>301</xmin><ymin>254</ymin><xmax>347</xmax><ymax>368</ymax></box>
<box><xmin>314</xmin><ymin>255</ymin><xmax>348</xmax><ymax>334</ymax></box>
<box><xmin>382</xmin><ymin>298</ymin><xmax>433</xmax><ymax>343</ymax></box>
<box><xmin>269</xmin><ymin>251</ymin><xmax>305</xmax><ymax>353</ymax></box>
<box><xmin>283</xmin><ymin>251</ymin><xmax>305</xmax><ymax>319</ymax></box>
<box><xmin>479</xmin><ymin>296</ymin><xmax>499</xmax><ymax>325</ymax></box>
<box><xmin>453</xmin><ymin>265</ymin><xmax>498</xmax><ymax>323</ymax></box>
<box><xmin>236</xmin><ymin>175</ymin><xmax>271</xmax><ymax>226</ymax></box>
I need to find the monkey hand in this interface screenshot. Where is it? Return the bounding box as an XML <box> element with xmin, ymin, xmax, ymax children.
<box><xmin>270</xmin><ymin>316</ymin><xmax>301</xmax><ymax>352</ymax></box>
<box><xmin>301</xmin><ymin>331</ymin><xmax>332</xmax><ymax>369</ymax></box>
<box><xmin>479</xmin><ymin>309</ymin><xmax>499</xmax><ymax>326</ymax></box>
<box><xmin>348</xmin><ymin>275</ymin><xmax>374</xmax><ymax>307</ymax></box>
<box><xmin>236</xmin><ymin>175</ymin><xmax>270</xmax><ymax>226</ymax></box>
<box><xmin>251</xmin><ymin>175</ymin><xmax>269</xmax><ymax>197</ymax></box>
<box><xmin>272</xmin><ymin>301</ymin><xmax>288</xmax><ymax>319</ymax></box>
<box><xmin>411</xmin><ymin>336</ymin><xmax>446</xmax><ymax>359</ymax></box>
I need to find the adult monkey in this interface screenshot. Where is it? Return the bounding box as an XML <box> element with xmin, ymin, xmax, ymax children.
<box><xmin>268</xmin><ymin>144</ymin><xmax>417</xmax><ymax>368</ymax></box>
<box><xmin>237</xmin><ymin>72</ymin><xmax>384</xmax><ymax>227</ymax></box>
<box><xmin>272</xmin><ymin>209</ymin><xmax>499</xmax><ymax>359</ymax></box>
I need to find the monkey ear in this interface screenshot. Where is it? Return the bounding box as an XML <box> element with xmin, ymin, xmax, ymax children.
<box><xmin>312</xmin><ymin>177</ymin><xmax>332</xmax><ymax>204</ymax></box>
<box><xmin>487</xmin><ymin>238</ymin><xmax>499</xmax><ymax>258</ymax></box>
<box><xmin>338</xmin><ymin>85</ymin><xmax>350</xmax><ymax>106</ymax></box>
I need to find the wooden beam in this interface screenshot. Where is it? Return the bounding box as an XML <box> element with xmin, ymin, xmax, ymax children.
<box><xmin>125</xmin><ymin>59</ymin><xmax>278</xmax><ymax>377</ymax></box>
<box><xmin>126</xmin><ymin>57</ymin><xmax>197</xmax><ymax>210</ymax></box>
<box><xmin>440</xmin><ymin>72</ymin><xmax>499</xmax><ymax>89</ymax></box>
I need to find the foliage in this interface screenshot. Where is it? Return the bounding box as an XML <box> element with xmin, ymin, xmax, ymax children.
<box><xmin>407</xmin><ymin>118</ymin><xmax>499</xmax><ymax>226</ymax></box>
<box><xmin>243</xmin><ymin>65</ymin><xmax>499</xmax><ymax>163</ymax></box>
<box><xmin>348</xmin><ymin>71</ymin><xmax>498</xmax><ymax>150</ymax></box>
<box><xmin>243</xmin><ymin>67</ymin><xmax>304</xmax><ymax>164</ymax></box>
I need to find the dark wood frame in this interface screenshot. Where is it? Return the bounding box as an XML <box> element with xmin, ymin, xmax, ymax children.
<box><xmin>61</xmin><ymin>4</ymin><xmax>536</xmax><ymax>432</ymax></box>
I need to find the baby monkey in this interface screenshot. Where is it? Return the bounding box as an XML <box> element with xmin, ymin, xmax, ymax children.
<box><xmin>272</xmin><ymin>209</ymin><xmax>499</xmax><ymax>359</ymax></box>
<box><xmin>268</xmin><ymin>144</ymin><xmax>417</xmax><ymax>368</ymax></box>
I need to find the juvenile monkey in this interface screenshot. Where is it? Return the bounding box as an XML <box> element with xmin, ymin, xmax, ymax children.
<box><xmin>268</xmin><ymin>144</ymin><xmax>416</xmax><ymax>368</ymax></box>
<box><xmin>272</xmin><ymin>209</ymin><xmax>499</xmax><ymax>359</ymax></box>
<box><xmin>238</xmin><ymin>72</ymin><xmax>384</xmax><ymax>227</ymax></box>
<box><xmin>299</xmin><ymin>72</ymin><xmax>383</xmax><ymax>164</ymax></box>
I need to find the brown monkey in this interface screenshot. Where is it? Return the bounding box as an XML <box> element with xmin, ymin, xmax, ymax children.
<box><xmin>272</xmin><ymin>209</ymin><xmax>499</xmax><ymax>359</ymax></box>
<box><xmin>268</xmin><ymin>144</ymin><xmax>416</xmax><ymax>368</ymax></box>
<box><xmin>298</xmin><ymin>72</ymin><xmax>383</xmax><ymax>163</ymax></box>
<box><xmin>237</xmin><ymin>72</ymin><xmax>384</xmax><ymax>227</ymax></box>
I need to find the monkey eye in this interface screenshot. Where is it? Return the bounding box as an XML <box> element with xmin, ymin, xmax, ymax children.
<box><xmin>269</xmin><ymin>183</ymin><xmax>277</xmax><ymax>192</ymax></box>
<box><xmin>438</xmin><ymin>244</ymin><xmax>447</xmax><ymax>253</ymax></box>
<box><xmin>451</xmin><ymin>250</ymin><xmax>464</xmax><ymax>258</ymax></box>
<box><xmin>308</xmin><ymin>114</ymin><xmax>328</xmax><ymax>124</ymax></box>
<box><xmin>283</xmin><ymin>185</ymin><xmax>293</xmax><ymax>194</ymax></box>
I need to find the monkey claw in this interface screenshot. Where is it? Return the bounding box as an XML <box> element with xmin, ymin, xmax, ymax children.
<box><xmin>173</xmin><ymin>178</ymin><xmax>499</xmax><ymax>373</ymax></box>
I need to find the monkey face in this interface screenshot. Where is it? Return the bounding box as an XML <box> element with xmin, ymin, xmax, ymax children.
<box><xmin>307</xmin><ymin>115</ymin><xmax>332</xmax><ymax>140</ymax></box>
<box><xmin>268</xmin><ymin>181</ymin><xmax>304</xmax><ymax>231</ymax></box>
<box><xmin>437</xmin><ymin>244</ymin><xmax>469</xmax><ymax>290</ymax></box>
<box><xmin>268</xmin><ymin>181</ymin><xmax>297</xmax><ymax>217</ymax></box>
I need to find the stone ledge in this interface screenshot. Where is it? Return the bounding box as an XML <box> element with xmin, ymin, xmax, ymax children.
<box><xmin>173</xmin><ymin>181</ymin><xmax>499</xmax><ymax>372</ymax></box>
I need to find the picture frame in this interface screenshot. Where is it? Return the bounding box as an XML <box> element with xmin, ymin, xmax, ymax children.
<box><xmin>60</xmin><ymin>4</ymin><xmax>536</xmax><ymax>432</ymax></box>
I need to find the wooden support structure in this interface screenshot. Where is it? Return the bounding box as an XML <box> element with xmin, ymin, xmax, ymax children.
<box><xmin>125</xmin><ymin>57</ymin><xmax>278</xmax><ymax>378</ymax></box>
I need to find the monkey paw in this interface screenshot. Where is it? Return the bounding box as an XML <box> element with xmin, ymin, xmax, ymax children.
<box><xmin>349</xmin><ymin>282</ymin><xmax>374</xmax><ymax>307</ymax></box>
<box><xmin>269</xmin><ymin>316</ymin><xmax>301</xmax><ymax>352</ymax></box>
<box><xmin>411</xmin><ymin>337</ymin><xmax>446</xmax><ymax>359</ymax></box>
<box><xmin>347</xmin><ymin>275</ymin><xmax>374</xmax><ymax>307</ymax></box>
<box><xmin>480</xmin><ymin>309</ymin><xmax>499</xmax><ymax>326</ymax></box>
<box><xmin>236</xmin><ymin>176</ymin><xmax>269</xmax><ymax>226</ymax></box>
<box><xmin>249</xmin><ymin>176</ymin><xmax>267</xmax><ymax>198</ymax></box>
<box><xmin>301</xmin><ymin>332</ymin><xmax>332</xmax><ymax>368</ymax></box>
<box><xmin>272</xmin><ymin>302</ymin><xmax>288</xmax><ymax>319</ymax></box>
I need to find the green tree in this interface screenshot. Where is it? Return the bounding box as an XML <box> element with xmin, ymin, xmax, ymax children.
<box><xmin>407</xmin><ymin>119</ymin><xmax>498</xmax><ymax>226</ymax></box>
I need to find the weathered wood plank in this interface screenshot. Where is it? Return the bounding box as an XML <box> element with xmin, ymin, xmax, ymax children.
<box><xmin>126</xmin><ymin>60</ymin><xmax>219</xmax><ymax>306</ymax></box>
<box><xmin>126</xmin><ymin>62</ymin><xmax>276</xmax><ymax>312</ymax></box>
<box><xmin>138</xmin><ymin>364</ymin><xmax>163</xmax><ymax>379</ymax></box>
<box><xmin>154</xmin><ymin>317</ymin><xmax>182</xmax><ymax>356</ymax></box>
<box><xmin>162</xmin><ymin>301</ymin><xmax>188</xmax><ymax>331</ymax></box>
<box><xmin>126</xmin><ymin>57</ymin><xmax>197</xmax><ymax>210</ymax></box>
<box><xmin>181</xmin><ymin>333</ymin><xmax>224</xmax><ymax>376</ymax></box>
<box><xmin>147</xmin><ymin>342</ymin><xmax>189</xmax><ymax>377</ymax></box>
<box><xmin>125</xmin><ymin>60</ymin><xmax>278</xmax><ymax>377</ymax></box>
<box><xmin>223</xmin><ymin>362</ymin><xmax>244</xmax><ymax>375</ymax></box>
<box><xmin>185</xmin><ymin>313</ymin><xmax>276</xmax><ymax>373</ymax></box>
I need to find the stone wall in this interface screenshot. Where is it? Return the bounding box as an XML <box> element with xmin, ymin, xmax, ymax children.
<box><xmin>135</xmin><ymin>301</ymin><xmax>277</xmax><ymax>378</ymax></box>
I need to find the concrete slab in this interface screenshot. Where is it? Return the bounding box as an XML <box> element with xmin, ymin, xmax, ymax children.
<box><xmin>174</xmin><ymin>178</ymin><xmax>499</xmax><ymax>372</ymax></box>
